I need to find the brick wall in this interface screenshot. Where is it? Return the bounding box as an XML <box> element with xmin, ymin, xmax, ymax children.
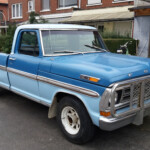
<box><xmin>8</xmin><ymin>0</ymin><xmax>28</xmax><ymax>23</ymax></box>
<box><xmin>8</xmin><ymin>0</ymin><xmax>134</xmax><ymax>23</ymax></box>
<box><xmin>8</xmin><ymin>0</ymin><xmax>74</xmax><ymax>23</ymax></box>
<box><xmin>0</xmin><ymin>4</ymin><xmax>8</xmax><ymax>22</ymax></box>
<box><xmin>81</xmin><ymin>0</ymin><xmax>133</xmax><ymax>9</ymax></box>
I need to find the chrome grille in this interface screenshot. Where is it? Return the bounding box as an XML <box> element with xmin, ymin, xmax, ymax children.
<box><xmin>106</xmin><ymin>76</ymin><xmax>150</xmax><ymax>118</ymax></box>
<box><xmin>117</xmin><ymin>80</ymin><xmax>150</xmax><ymax>108</ymax></box>
<box><xmin>144</xmin><ymin>80</ymin><xmax>150</xmax><ymax>100</ymax></box>
<box><xmin>133</xmin><ymin>83</ymin><xmax>141</xmax><ymax>102</ymax></box>
<box><xmin>120</xmin><ymin>87</ymin><xmax>130</xmax><ymax>103</ymax></box>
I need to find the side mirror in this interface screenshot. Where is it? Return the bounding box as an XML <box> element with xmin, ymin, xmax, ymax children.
<box><xmin>117</xmin><ymin>49</ymin><xmax>123</xmax><ymax>54</ymax></box>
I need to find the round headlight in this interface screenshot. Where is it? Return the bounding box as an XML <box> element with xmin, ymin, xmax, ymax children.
<box><xmin>114</xmin><ymin>92</ymin><xmax>118</xmax><ymax>104</ymax></box>
<box><xmin>109</xmin><ymin>92</ymin><xmax>118</xmax><ymax>106</ymax></box>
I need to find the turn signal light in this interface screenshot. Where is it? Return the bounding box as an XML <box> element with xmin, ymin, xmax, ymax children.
<box><xmin>100</xmin><ymin>111</ymin><xmax>111</xmax><ymax>117</ymax></box>
<box><xmin>89</xmin><ymin>77</ymin><xmax>99</xmax><ymax>83</ymax></box>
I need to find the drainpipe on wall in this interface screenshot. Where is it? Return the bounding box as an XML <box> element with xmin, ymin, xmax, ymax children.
<box><xmin>132</xmin><ymin>20</ymin><xmax>134</xmax><ymax>38</ymax></box>
<box><xmin>78</xmin><ymin>0</ymin><xmax>81</xmax><ymax>9</ymax></box>
<box><xmin>8</xmin><ymin>5</ymin><xmax>9</xmax><ymax>21</ymax></box>
<box><xmin>148</xmin><ymin>32</ymin><xmax>150</xmax><ymax>58</ymax></box>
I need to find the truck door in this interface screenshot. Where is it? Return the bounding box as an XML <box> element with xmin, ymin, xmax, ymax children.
<box><xmin>7</xmin><ymin>30</ymin><xmax>42</xmax><ymax>102</ymax></box>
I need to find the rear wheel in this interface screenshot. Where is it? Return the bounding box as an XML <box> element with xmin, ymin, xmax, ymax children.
<box><xmin>57</xmin><ymin>96</ymin><xmax>95</xmax><ymax>144</ymax></box>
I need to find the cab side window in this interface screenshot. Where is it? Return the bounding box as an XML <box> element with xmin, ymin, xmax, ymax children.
<box><xmin>19</xmin><ymin>31</ymin><xmax>39</xmax><ymax>56</ymax></box>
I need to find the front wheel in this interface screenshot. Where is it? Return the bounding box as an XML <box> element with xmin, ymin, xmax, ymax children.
<box><xmin>57</xmin><ymin>96</ymin><xmax>95</xmax><ymax>144</ymax></box>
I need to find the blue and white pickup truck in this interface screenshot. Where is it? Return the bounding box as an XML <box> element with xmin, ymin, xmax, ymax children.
<box><xmin>0</xmin><ymin>24</ymin><xmax>150</xmax><ymax>144</ymax></box>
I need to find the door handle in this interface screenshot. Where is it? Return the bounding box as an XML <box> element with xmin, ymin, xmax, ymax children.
<box><xmin>9</xmin><ymin>57</ymin><xmax>16</xmax><ymax>61</ymax></box>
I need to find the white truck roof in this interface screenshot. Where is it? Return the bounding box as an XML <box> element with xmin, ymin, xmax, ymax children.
<box><xmin>17</xmin><ymin>24</ymin><xmax>96</xmax><ymax>30</ymax></box>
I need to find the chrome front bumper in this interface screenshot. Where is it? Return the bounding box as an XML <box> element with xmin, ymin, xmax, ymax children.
<box><xmin>99</xmin><ymin>105</ymin><xmax>150</xmax><ymax>131</ymax></box>
<box><xmin>99</xmin><ymin>75</ymin><xmax>150</xmax><ymax>131</ymax></box>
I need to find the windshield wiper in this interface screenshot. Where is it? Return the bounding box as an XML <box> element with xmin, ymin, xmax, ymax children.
<box><xmin>53</xmin><ymin>50</ymin><xmax>84</xmax><ymax>55</ymax></box>
<box><xmin>84</xmin><ymin>45</ymin><xmax>107</xmax><ymax>52</ymax></box>
<box><xmin>53</xmin><ymin>50</ymin><xmax>75</xmax><ymax>54</ymax></box>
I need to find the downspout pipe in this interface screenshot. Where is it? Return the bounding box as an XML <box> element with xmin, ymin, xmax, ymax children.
<box><xmin>79</xmin><ymin>0</ymin><xmax>81</xmax><ymax>9</ymax></box>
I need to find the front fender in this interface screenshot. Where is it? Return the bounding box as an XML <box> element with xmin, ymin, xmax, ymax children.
<box><xmin>48</xmin><ymin>88</ymin><xmax>104</xmax><ymax>127</ymax></box>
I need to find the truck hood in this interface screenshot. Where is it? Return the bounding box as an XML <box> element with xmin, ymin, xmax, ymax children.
<box><xmin>51</xmin><ymin>52</ymin><xmax>150</xmax><ymax>87</ymax></box>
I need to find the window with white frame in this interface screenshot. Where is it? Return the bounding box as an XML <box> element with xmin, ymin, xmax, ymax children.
<box><xmin>88</xmin><ymin>0</ymin><xmax>101</xmax><ymax>5</ymax></box>
<box><xmin>12</xmin><ymin>3</ymin><xmax>22</xmax><ymax>19</ymax></box>
<box><xmin>113</xmin><ymin>0</ymin><xmax>133</xmax><ymax>2</ymax></box>
<box><xmin>28</xmin><ymin>0</ymin><xmax>35</xmax><ymax>12</ymax></box>
<box><xmin>59</xmin><ymin>0</ymin><xmax>78</xmax><ymax>8</ymax></box>
<box><xmin>41</xmin><ymin>0</ymin><xmax>50</xmax><ymax>10</ymax></box>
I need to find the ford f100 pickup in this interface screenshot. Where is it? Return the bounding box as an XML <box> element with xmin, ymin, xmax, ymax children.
<box><xmin>0</xmin><ymin>24</ymin><xmax>150</xmax><ymax>144</ymax></box>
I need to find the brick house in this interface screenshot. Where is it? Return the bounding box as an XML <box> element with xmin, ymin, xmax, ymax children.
<box><xmin>0</xmin><ymin>0</ymin><xmax>8</xmax><ymax>34</ymax></box>
<box><xmin>8</xmin><ymin>0</ymin><xmax>74</xmax><ymax>23</ymax></box>
<box><xmin>8</xmin><ymin>0</ymin><xmax>134</xmax><ymax>36</ymax></box>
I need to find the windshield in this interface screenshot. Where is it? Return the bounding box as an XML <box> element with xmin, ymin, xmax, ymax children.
<box><xmin>41</xmin><ymin>30</ymin><xmax>107</xmax><ymax>55</ymax></box>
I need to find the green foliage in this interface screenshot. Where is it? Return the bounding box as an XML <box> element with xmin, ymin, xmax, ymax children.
<box><xmin>0</xmin><ymin>36</ymin><xmax>7</xmax><ymax>52</ymax></box>
<box><xmin>7</xmin><ymin>24</ymin><xmax>17</xmax><ymax>37</ymax></box>
<box><xmin>21</xmin><ymin>32</ymin><xmax>37</xmax><ymax>46</ymax></box>
<box><xmin>29</xmin><ymin>12</ymin><xmax>39</xmax><ymax>24</ymax></box>
<box><xmin>104</xmin><ymin>39</ymin><xmax>138</xmax><ymax>55</ymax></box>
<box><xmin>99</xmin><ymin>31</ymin><xmax>130</xmax><ymax>39</ymax></box>
<box><xmin>0</xmin><ymin>25</ymin><xmax>17</xmax><ymax>54</ymax></box>
<box><xmin>29</xmin><ymin>12</ymin><xmax>48</xmax><ymax>24</ymax></box>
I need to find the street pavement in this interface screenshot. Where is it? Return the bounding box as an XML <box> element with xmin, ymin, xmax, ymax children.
<box><xmin>0</xmin><ymin>91</ymin><xmax>150</xmax><ymax>150</ymax></box>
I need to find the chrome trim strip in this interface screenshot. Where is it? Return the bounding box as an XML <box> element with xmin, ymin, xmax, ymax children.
<box><xmin>39</xmin><ymin>29</ymin><xmax>45</xmax><ymax>56</ymax></box>
<box><xmin>39</xmin><ymin>28</ymin><xmax>97</xmax><ymax>31</ymax></box>
<box><xmin>6</xmin><ymin>67</ymin><xmax>99</xmax><ymax>97</ymax></box>
<box><xmin>11</xmin><ymin>89</ymin><xmax>51</xmax><ymax>107</ymax></box>
<box><xmin>7</xmin><ymin>67</ymin><xmax>37</xmax><ymax>80</ymax></box>
<box><xmin>37</xmin><ymin>76</ymin><xmax>99</xmax><ymax>97</ymax></box>
<box><xmin>0</xmin><ymin>65</ymin><xmax>6</xmax><ymax>71</ymax></box>
<box><xmin>0</xmin><ymin>84</ymin><xmax>9</xmax><ymax>90</ymax></box>
<box><xmin>43</xmin><ymin>51</ymin><xmax>105</xmax><ymax>57</ymax></box>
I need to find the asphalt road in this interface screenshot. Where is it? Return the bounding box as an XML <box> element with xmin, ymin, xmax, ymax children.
<box><xmin>0</xmin><ymin>91</ymin><xmax>150</xmax><ymax>150</ymax></box>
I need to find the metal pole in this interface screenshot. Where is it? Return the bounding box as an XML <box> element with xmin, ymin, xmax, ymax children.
<box><xmin>148</xmin><ymin>32</ymin><xmax>150</xmax><ymax>58</ymax></box>
<box><xmin>0</xmin><ymin>11</ymin><xmax>7</xmax><ymax>35</ymax></box>
<box><xmin>79</xmin><ymin>0</ymin><xmax>81</xmax><ymax>9</ymax></box>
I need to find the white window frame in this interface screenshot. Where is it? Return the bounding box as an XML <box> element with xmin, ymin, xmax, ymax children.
<box><xmin>28</xmin><ymin>0</ymin><xmax>35</xmax><ymax>12</ymax></box>
<box><xmin>11</xmin><ymin>3</ymin><xmax>22</xmax><ymax>19</ymax></box>
<box><xmin>41</xmin><ymin>0</ymin><xmax>50</xmax><ymax>12</ymax></box>
<box><xmin>87</xmin><ymin>0</ymin><xmax>102</xmax><ymax>6</ymax></box>
<box><xmin>58</xmin><ymin>0</ymin><xmax>78</xmax><ymax>9</ymax></box>
<box><xmin>113</xmin><ymin>0</ymin><xmax>134</xmax><ymax>3</ymax></box>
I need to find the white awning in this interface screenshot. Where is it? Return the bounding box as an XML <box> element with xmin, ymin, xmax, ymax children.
<box><xmin>62</xmin><ymin>6</ymin><xmax>134</xmax><ymax>23</ymax></box>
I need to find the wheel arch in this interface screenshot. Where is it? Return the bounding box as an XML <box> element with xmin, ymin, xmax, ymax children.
<box><xmin>48</xmin><ymin>91</ymin><xmax>91</xmax><ymax>120</ymax></box>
